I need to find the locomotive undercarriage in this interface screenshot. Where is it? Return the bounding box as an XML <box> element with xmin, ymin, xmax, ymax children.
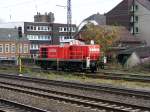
<box><xmin>36</xmin><ymin>59</ymin><xmax>98</xmax><ymax>72</ymax></box>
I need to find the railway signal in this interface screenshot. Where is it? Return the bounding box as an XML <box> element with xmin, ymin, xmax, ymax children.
<box><xmin>17</xmin><ymin>26</ymin><xmax>22</xmax><ymax>75</ymax></box>
<box><xmin>18</xmin><ymin>26</ymin><xmax>22</xmax><ymax>38</ymax></box>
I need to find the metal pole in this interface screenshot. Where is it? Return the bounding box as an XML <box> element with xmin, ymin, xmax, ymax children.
<box><xmin>57</xmin><ymin>58</ymin><xmax>59</xmax><ymax>71</ymax></box>
<box><xmin>67</xmin><ymin>0</ymin><xmax>72</xmax><ymax>39</ymax></box>
<box><xmin>17</xmin><ymin>26</ymin><xmax>22</xmax><ymax>75</ymax></box>
<box><xmin>18</xmin><ymin>41</ymin><xmax>22</xmax><ymax>75</ymax></box>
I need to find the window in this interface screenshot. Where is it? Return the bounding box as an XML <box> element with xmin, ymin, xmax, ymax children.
<box><xmin>27</xmin><ymin>35</ymin><xmax>30</xmax><ymax>39</ymax></box>
<box><xmin>135</xmin><ymin>5</ymin><xmax>138</xmax><ymax>11</ymax></box>
<box><xmin>72</xmin><ymin>27</ymin><xmax>76</xmax><ymax>32</ymax></box>
<box><xmin>28</xmin><ymin>35</ymin><xmax>51</xmax><ymax>40</ymax></box>
<box><xmin>23</xmin><ymin>44</ymin><xmax>28</xmax><ymax>53</ymax></box>
<box><xmin>11</xmin><ymin>44</ymin><xmax>15</xmax><ymax>53</ymax></box>
<box><xmin>0</xmin><ymin>44</ymin><xmax>3</xmax><ymax>53</ymax></box>
<box><xmin>135</xmin><ymin>16</ymin><xmax>138</xmax><ymax>22</ymax></box>
<box><xmin>36</xmin><ymin>44</ymin><xmax>39</xmax><ymax>49</ymax></box>
<box><xmin>45</xmin><ymin>35</ymin><xmax>48</xmax><ymax>40</ymax></box>
<box><xmin>37</xmin><ymin>35</ymin><xmax>40</xmax><ymax>40</ymax></box>
<box><xmin>38</xmin><ymin>26</ymin><xmax>40</xmax><ymax>30</ymax></box>
<box><xmin>30</xmin><ymin>26</ymin><xmax>33</xmax><ymax>30</ymax></box>
<box><xmin>30</xmin><ymin>35</ymin><xmax>33</xmax><ymax>40</ymax></box>
<box><xmin>5</xmin><ymin>44</ymin><xmax>10</xmax><ymax>53</ymax></box>
<box><xmin>41</xmin><ymin>26</ymin><xmax>44</xmax><ymax>30</ymax></box>
<box><xmin>59</xmin><ymin>27</ymin><xmax>63</xmax><ymax>32</ymax></box>
<box><xmin>130</xmin><ymin>4</ymin><xmax>138</xmax><ymax>12</ymax></box>
<box><xmin>30</xmin><ymin>44</ymin><xmax>38</xmax><ymax>50</ymax></box>
<box><xmin>135</xmin><ymin>27</ymin><xmax>139</xmax><ymax>33</ymax></box>
<box><xmin>27</xmin><ymin>26</ymin><xmax>30</xmax><ymax>30</ymax></box>
<box><xmin>64</xmin><ymin>36</ymin><xmax>67</xmax><ymax>39</ymax></box>
<box><xmin>33</xmin><ymin>26</ymin><xmax>36</xmax><ymax>30</ymax></box>
<box><xmin>48</xmin><ymin>27</ymin><xmax>52</xmax><ymax>31</ymax></box>
<box><xmin>67</xmin><ymin>27</ymin><xmax>69</xmax><ymax>32</ymax></box>
<box><xmin>71</xmin><ymin>27</ymin><xmax>74</xmax><ymax>32</ymax></box>
<box><xmin>36</xmin><ymin>35</ymin><xmax>38</xmax><ymax>40</ymax></box>
<box><xmin>40</xmin><ymin>35</ymin><xmax>42</xmax><ymax>40</ymax></box>
<box><xmin>43</xmin><ymin>26</ymin><xmax>46</xmax><ymax>30</ymax></box>
<box><xmin>64</xmin><ymin>27</ymin><xmax>67</xmax><ymax>32</ymax></box>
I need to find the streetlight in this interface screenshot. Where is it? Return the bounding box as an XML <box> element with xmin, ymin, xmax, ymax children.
<box><xmin>56</xmin><ymin>4</ymin><xmax>72</xmax><ymax>40</ymax></box>
<box><xmin>56</xmin><ymin>5</ymin><xmax>66</xmax><ymax>9</ymax></box>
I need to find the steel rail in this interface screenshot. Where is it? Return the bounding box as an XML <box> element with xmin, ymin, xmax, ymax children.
<box><xmin>0</xmin><ymin>73</ymin><xmax>150</xmax><ymax>99</ymax></box>
<box><xmin>1</xmin><ymin>64</ymin><xmax>150</xmax><ymax>82</ymax></box>
<box><xmin>0</xmin><ymin>82</ymin><xmax>150</xmax><ymax>112</ymax></box>
<box><xmin>32</xmin><ymin>67</ymin><xmax>150</xmax><ymax>82</ymax></box>
<box><xmin>0</xmin><ymin>98</ymin><xmax>49</xmax><ymax>112</ymax></box>
<box><xmin>89</xmin><ymin>71</ymin><xmax>150</xmax><ymax>82</ymax></box>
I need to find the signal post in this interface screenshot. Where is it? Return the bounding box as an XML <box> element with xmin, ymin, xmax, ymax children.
<box><xmin>18</xmin><ymin>26</ymin><xmax>22</xmax><ymax>75</ymax></box>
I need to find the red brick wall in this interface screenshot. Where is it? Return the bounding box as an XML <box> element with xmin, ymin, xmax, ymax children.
<box><xmin>0</xmin><ymin>41</ymin><xmax>30</xmax><ymax>58</ymax></box>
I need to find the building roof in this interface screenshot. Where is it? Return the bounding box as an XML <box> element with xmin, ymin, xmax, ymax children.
<box><xmin>0</xmin><ymin>28</ymin><xmax>28</xmax><ymax>41</ymax></box>
<box><xmin>117</xmin><ymin>27</ymin><xmax>142</xmax><ymax>43</ymax></box>
<box><xmin>136</xmin><ymin>0</ymin><xmax>150</xmax><ymax>10</ymax></box>
<box><xmin>106</xmin><ymin>0</ymin><xmax>150</xmax><ymax>14</ymax></box>
<box><xmin>119</xmin><ymin>46</ymin><xmax>150</xmax><ymax>58</ymax></box>
<box><xmin>83</xmin><ymin>13</ymin><xmax>106</xmax><ymax>25</ymax></box>
<box><xmin>78</xmin><ymin>13</ymin><xmax>106</xmax><ymax>30</ymax></box>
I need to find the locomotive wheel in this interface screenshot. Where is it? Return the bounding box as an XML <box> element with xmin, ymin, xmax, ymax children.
<box><xmin>41</xmin><ymin>63</ymin><xmax>48</xmax><ymax>70</ymax></box>
<box><xmin>41</xmin><ymin>65</ymin><xmax>47</xmax><ymax>70</ymax></box>
<box><xmin>90</xmin><ymin>68</ymin><xmax>95</xmax><ymax>73</ymax></box>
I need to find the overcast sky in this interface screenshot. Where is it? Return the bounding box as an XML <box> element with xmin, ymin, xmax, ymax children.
<box><xmin>0</xmin><ymin>0</ymin><xmax>122</xmax><ymax>25</ymax></box>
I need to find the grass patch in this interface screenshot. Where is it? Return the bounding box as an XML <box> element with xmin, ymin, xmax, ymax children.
<box><xmin>28</xmin><ymin>71</ymin><xmax>150</xmax><ymax>91</ymax></box>
<box><xmin>0</xmin><ymin>65</ymin><xmax>150</xmax><ymax>91</ymax></box>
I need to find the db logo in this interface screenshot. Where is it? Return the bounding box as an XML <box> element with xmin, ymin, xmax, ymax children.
<box><xmin>89</xmin><ymin>48</ymin><xmax>99</xmax><ymax>52</ymax></box>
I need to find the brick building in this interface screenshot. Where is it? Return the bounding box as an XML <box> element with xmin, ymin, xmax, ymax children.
<box><xmin>0</xmin><ymin>28</ymin><xmax>30</xmax><ymax>60</ymax></box>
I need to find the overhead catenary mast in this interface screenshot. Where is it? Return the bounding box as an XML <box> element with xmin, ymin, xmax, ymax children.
<box><xmin>67</xmin><ymin>0</ymin><xmax>72</xmax><ymax>38</ymax></box>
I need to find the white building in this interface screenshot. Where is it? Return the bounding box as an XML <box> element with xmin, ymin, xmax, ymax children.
<box><xmin>132</xmin><ymin>0</ymin><xmax>150</xmax><ymax>45</ymax></box>
<box><xmin>106</xmin><ymin>0</ymin><xmax>150</xmax><ymax>45</ymax></box>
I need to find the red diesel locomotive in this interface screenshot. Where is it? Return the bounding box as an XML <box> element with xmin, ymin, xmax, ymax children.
<box><xmin>36</xmin><ymin>44</ymin><xmax>101</xmax><ymax>72</ymax></box>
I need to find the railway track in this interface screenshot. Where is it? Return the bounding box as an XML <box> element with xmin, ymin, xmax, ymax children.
<box><xmin>1</xmin><ymin>64</ymin><xmax>150</xmax><ymax>83</ymax></box>
<box><xmin>0</xmin><ymin>98</ymin><xmax>48</xmax><ymax>112</ymax></box>
<box><xmin>0</xmin><ymin>73</ymin><xmax>150</xmax><ymax>99</ymax></box>
<box><xmin>0</xmin><ymin>79</ymin><xmax>150</xmax><ymax>112</ymax></box>
<box><xmin>31</xmin><ymin>67</ymin><xmax>150</xmax><ymax>82</ymax></box>
<box><xmin>0</xmin><ymin>74</ymin><xmax>150</xmax><ymax>112</ymax></box>
<box><xmin>89</xmin><ymin>71</ymin><xmax>150</xmax><ymax>82</ymax></box>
